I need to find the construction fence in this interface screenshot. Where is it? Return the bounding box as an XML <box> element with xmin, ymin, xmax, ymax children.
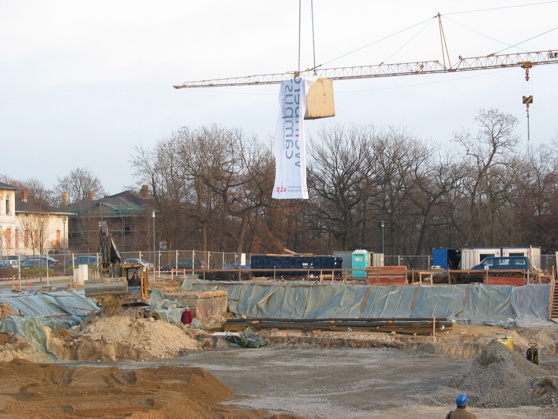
<box><xmin>2</xmin><ymin>250</ymin><xmax>554</xmax><ymax>280</ymax></box>
<box><xmin>88</xmin><ymin>250</ymin><xmax>558</xmax><ymax>272</ymax></box>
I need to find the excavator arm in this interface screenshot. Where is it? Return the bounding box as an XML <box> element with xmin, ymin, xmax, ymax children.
<box><xmin>99</xmin><ymin>221</ymin><xmax>122</xmax><ymax>277</ymax></box>
<box><xmin>86</xmin><ymin>221</ymin><xmax>154</xmax><ymax>315</ymax></box>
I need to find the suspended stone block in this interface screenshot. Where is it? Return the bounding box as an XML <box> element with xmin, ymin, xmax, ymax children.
<box><xmin>305</xmin><ymin>78</ymin><xmax>335</xmax><ymax>120</ymax></box>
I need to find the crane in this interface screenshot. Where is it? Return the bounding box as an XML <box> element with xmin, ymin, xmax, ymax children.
<box><xmin>173</xmin><ymin>47</ymin><xmax>556</xmax><ymax>124</ymax></box>
<box><xmin>173</xmin><ymin>12</ymin><xmax>557</xmax><ymax>133</ymax></box>
<box><xmin>173</xmin><ymin>49</ymin><xmax>557</xmax><ymax>89</ymax></box>
<box><xmin>174</xmin><ymin>10</ymin><xmax>557</xmax><ymax>89</ymax></box>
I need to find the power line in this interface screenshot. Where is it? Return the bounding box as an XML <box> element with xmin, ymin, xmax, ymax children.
<box><xmin>443</xmin><ymin>0</ymin><xmax>558</xmax><ymax>16</ymax></box>
<box><xmin>316</xmin><ymin>2</ymin><xmax>558</xmax><ymax>69</ymax></box>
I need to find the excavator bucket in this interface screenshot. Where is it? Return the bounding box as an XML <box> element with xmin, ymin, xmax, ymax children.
<box><xmin>84</xmin><ymin>279</ymin><xmax>128</xmax><ymax>299</ymax></box>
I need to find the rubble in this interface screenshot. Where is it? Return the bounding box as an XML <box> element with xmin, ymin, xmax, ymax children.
<box><xmin>447</xmin><ymin>339</ymin><xmax>558</xmax><ymax>408</ymax></box>
<box><xmin>44</xmin><ymin>315</ymin><xmax>208</xmax><ymax>361</ymax></box>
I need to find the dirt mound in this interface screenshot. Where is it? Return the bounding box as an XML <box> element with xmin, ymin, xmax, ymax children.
<box><xmin>0</xmin><ymin>358</ymin><xmax>292</xmax><ymax>418</ymax></box>
<box><xmin>448</xmin><ymin>339</ymin><xmax>558</xmax><ymax>407</ymax></box>
<box><xmin>151</xmin><ymin>279</ymin><xmax>184</xmax><ymax>293</ymax></box>
<box><xmin>0</xmin><ymin>332</ymin><xmax>51</xmax><ymax>363</ymax></box>
<box><xmin>44</xmin><ymin>316</ymin><xmax>209</xmax><ymax>362</ymax></box>
<box><xmin>79</xmin><ymin>316</ymin><xmax>203</xmax><ymax>358</ymax></box>
<box><xmin>511</xmin><ymin>326</ymin><xmax>558</xmax><ymax>356</ymax></box>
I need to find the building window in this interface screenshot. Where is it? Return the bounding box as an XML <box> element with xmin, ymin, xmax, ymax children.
<box><xmin>24</xmin><ymin>230</ymin><xmax>29</xmax><ymax>248</ymax></box>
<box><xmin>5</xmin><ymin>199</ymin><xmax>10</xmax><ymax>215</ymax></box>
<box><xmin>5</xmin><ymin>229</ymin><xmax>11</xmax><ymax>249</ymax></box>
<box><xmin>56</xmin><ymin>230</ymin><xmax>61</xmax><ymax>247</ymax></box>
<box><xmin>15</xmin><ymin>229</ymin><xmax>19</xmax><ymax>249</ymax></box>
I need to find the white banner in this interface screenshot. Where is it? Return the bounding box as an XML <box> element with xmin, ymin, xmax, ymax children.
<box><xmin>272</xmin><ymin>77</ymin><xmax>317</xmax><ymax>199</ymax></box>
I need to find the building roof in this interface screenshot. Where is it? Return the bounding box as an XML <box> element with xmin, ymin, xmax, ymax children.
<box><xmin>61</xmin><ymin>190</ymin><xmax>148</xmax><ymax>218</ymax></box>
<box><xmin>0</xmin><ymin>182</ymin><xmax>18</xmax><ymax>191</ymax></box>
<box><xmin>15</xmin><ymin>197</ymin><xmax>56</xmax><ymax>214</ymax></box>
<box><xmin>0</xmin><ymin>181</ymin><xmax>70</xmax><ymax>215</ymax></box>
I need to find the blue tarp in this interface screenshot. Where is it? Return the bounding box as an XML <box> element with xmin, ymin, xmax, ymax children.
<box><xmin>181</xmin><ymin>279</ymin><xmax>553</xmax><ymax>327</ymax></box>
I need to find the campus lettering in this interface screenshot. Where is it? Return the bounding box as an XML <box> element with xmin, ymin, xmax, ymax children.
<box><xmin>272</xmin><ymin>77</ymin><xmax>316</xmax><ymax>200</ymax></box>
<box><xmin>282</xmin><ymin>79</ymin><xmax>301</xmax><ymax>166</ymax></box>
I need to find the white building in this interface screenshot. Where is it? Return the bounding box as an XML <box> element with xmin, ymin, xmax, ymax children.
<box><xmin>0</xmin><ymin>182</ymin><xmax>71</xmax><ymax>257</ymax></box>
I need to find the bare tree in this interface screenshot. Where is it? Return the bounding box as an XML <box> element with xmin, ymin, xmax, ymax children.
<box><xmin>0</xmin><ymin>176</ymin><xmax>55</xmax><ymax>206</ymax></box>
<box><xmin>19</xmin><ymin>213</ymin><xmax>55</xmax><ymax>257</ymax></box>
<box><xmin>53</xmin><ymin>168</ymin><xmax>106</xmax><ymax>204</ymax></box>
<box><xmin>307</xmin><ymin>123</ymin><xmax>377</xmax><ymax>250</ymax></box>
<box><xmin>453</xmin><ymin>109</ymin><xmax>520</xmax><ymax>246</ymax></box>
<box><xmin>510</xmin><ymin>145</ymin><xmax>558</xmax><ymax>252</ymax></box>
<box><xmin>131</xmin><ymin>136</ymin><xmax>199</xmax><ymax>251</ymax></box>
<box><xmin>405</xmin><ymin>154</ymin><xmax>468</xmax><ymax>255</ymax></box>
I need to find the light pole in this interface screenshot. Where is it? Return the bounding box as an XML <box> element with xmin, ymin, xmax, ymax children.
<box><xmin>62</xmin><ymin>218</ymin><xmax>66</xmax><ymax>275</ymax></box>
<box><xmin>152</xmin><ymin>211</ymin><xmax>156</xmax><ymax>273</ymax></box>
<box><xmin>380</xmin><ymin>221</ymin><xmax>385</xmax><ymax>255</ymax></box>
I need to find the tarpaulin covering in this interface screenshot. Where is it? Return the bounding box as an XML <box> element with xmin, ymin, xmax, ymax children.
<box><xmin>0</xmin><ymin>288</ymin><xmax>189</xmax><ymax>357</ymax></box>
<box><xmin>0</xmin><ymin>289</ymin><xmax>97</xmax><ymax>327</ymax></box>
<box><xmin>0</xmin><ymin>289</ymin><xmax>99</xmax><ymax>357</ymax></box>
<box><xmin>182</xmin><ymin>279</ymin><xmax>553</xmax><ymax>327</ymax></box>
<box><xmin>148</xmin><ymin>287</ymin><xmax>189</xmax><ymax>324</ymax></box>
<box><xmin>225</xmin><ymin>326</ymin><xmax>267</xmax><ymax>348</ymax></box>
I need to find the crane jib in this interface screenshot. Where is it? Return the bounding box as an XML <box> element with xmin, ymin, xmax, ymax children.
<box><xmin>173</xmin><ymin>50</ymin><xmax>558</xmax><ymax>89</ymax></box>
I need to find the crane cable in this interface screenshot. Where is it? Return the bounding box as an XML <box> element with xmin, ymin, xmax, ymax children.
<box><xmin>311</xmin><ymin>0</ymin><xmax>316</xmax><ymax>73</ymax></box>
<box><xmin>298</xmin><ymin>0</ymin><xmax>301</xmax><ymax>72</ymax></box>
<box><xmin>298</xmin><ymin>0</ymin><xmax>317</xmax><ymax>75</ymax></box>
<box><xmin>523</xmin><ymin>64</ymin><xmax>533</xmax><ymax>150</ymax></box>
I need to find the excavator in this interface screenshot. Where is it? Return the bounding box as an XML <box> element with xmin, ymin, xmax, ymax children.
<box><xmin>84</xmin><ymin>221</ymin><xmax>160</xmax><ymax>319</ymax></box>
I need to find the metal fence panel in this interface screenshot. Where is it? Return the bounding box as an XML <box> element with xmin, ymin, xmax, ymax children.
<box><xmin>51</xmin><ymin>250</ymin><xmax>558</xmax><ymax>273</ymax></box>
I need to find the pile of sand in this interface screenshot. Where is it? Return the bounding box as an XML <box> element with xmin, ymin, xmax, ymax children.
<box><xmin>78</xmin><ymin>316</ymin><xmax>203</xmax><ymax>358</ymax></box>
<box><xmin>448</xmin><ymin>339</ymin><xmax>558</xmax><ymax>407</ymax></box>
<box><xmin>0</xmin><ymin>358</ymin><xmax>280</xmax><ymax>418</ymax></box>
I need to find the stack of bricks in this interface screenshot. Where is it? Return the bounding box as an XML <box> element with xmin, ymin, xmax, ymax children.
<box><xmin>366</xmin><ymin>266</ymin><xmax>408</xmax><ymax>285</ymax></box>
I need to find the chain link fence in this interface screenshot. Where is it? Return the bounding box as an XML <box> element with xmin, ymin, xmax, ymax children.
<box><xmin>57</xmin><ymin>251</ymin><xmax>558</xmax><ymax>272</ymax></box>
<box><xmin>12</xmin><ymin>250</ymin><xmax>552</xmax><ymax>279</ymax></box>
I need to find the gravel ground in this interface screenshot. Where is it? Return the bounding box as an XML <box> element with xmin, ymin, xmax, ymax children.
<box><xmin>65</xmin><ymin>342</ymin><xmax>558</xmax><ymax>418</ymax></box>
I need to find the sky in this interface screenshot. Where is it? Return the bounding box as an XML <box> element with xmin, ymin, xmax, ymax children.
<box><xmin>1</xmin><ymin>1</ymin><xmax>557</xmax><ymax>195</ymax></box>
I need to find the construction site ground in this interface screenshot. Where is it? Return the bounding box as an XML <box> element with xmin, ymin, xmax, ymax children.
<box><xmin>1</xmin><ymin>311</ymin><xmax>558</xmax><ymax>418</ymax></box>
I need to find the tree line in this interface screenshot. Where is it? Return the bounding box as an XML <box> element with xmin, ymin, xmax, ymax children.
<box><xmin>131</xmin><ymin>108</ymin><xmax>558</xmax><ymax>256</ymax></box>
<box><xmin>3</xmin><ymin>108</ymin><xmax>558</xmax><ymax>256</ymax></box>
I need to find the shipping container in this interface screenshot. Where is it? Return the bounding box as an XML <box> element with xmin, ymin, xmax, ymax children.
<box><xmin>432</xmin><ymin>248</ymin><xmax>461</xmax><ymax>269</ymax></box>
<box><xmin>460</xmin><ymin>248</ymin><xmax>502</xmax><ymax>270</ymax></box>
<box><xmin>501</xmin><ymin>246</ymin><xmax>541</xmax><ymax>270</ymax></box>
<box><xmin>433</xmin><ymin>246</ymin><xmax>542</xmax><ymax>270</ymax></box>
<box><xmin>250</xmin><ymin>254</ymin><xmax>343</xmax><ymax>278</ymax></box>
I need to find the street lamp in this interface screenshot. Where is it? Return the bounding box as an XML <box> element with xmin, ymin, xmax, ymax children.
<box><xmin>152</xmin><ymin>211</ymin><xmax>156</xmax><ymax>273</ymax></box>
<box><xmin>62</xmin><ymin>218</ymin><xmax>66</xmax><ymax>275</ymax></box>
<box><xmin>380</xmin><ymin>220</ymin><xmax>385</xmax><ymax>255</ymax></box>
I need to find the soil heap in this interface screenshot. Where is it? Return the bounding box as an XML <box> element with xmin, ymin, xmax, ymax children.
<box><xmin>46</xmin><ymin>316</ymin><xmax>208</xmax><ymax>362</ymax></box>
<box><xmin>0</xmin><ymin>358</ymin><xmax>293</xmax><ymax>419</ymax></box>
<box><xmin>448</xmin><ymin>339</ymin><xmax>558</xmax><ymax>408</ymax></box>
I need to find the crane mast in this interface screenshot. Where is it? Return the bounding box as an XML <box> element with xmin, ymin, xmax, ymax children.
<box><xmin>173</xmin><ymin>49</ymin><xmax>558</xmax><ymax>89</ymax></box>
